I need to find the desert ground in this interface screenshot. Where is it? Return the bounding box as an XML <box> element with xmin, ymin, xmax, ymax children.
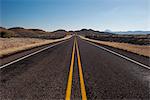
<box><xmin>80</xmin><ymin>36</ymin><xmax>150</xmax><ymax>57</ymax></box>
<box><xmin>0</xmin><ymin>36</ymin><xmax>71</xmax><ymax>57</ymax></box>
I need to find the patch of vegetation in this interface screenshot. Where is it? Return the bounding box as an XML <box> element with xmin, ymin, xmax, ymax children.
<box><xmin>0</xmin><ymin>31</ymin><xmax>12</xmax><ymax>38</ymax></box>
<box><xmin>8</xmin><ymin>27</ymin><xmax>24</xmax><ymax>30</ymax></box>
<box><xmin>49</xmin><ymin>35</ymin><xmax>66</xmax><ymax>39</ymax></box>
<box><xmin>85</xmin><ymin>34</ymin><xmax>150</xmax><ymax>45</ymax></box>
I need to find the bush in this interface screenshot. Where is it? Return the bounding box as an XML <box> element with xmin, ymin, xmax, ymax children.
<box><xmin>0</xmin><ymin>31</ymin><xmax>12</xmax><ymax>38</ymax></box>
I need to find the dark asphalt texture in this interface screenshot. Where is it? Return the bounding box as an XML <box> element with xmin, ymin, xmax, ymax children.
<box><xmin>1</xmin><ymin>36</ymin><xmax>150</xmax><ymax>100</ymax></box>
<box><xmin>1</xmin><ymin>38</ymin><xmax>74</xmax><ymax>99</ymax></box>
<box><xmin>0</xmin><ymin>41</ymin><xmax>65</xmax><ymax>66</ymax></box>
<box><xmin>77</xmin><ymin>37</ymin><xmax>150</xmax><ymax>99</ymax></box>
<box><xmin>71</xmin><ymin>51</ymin><xmax>82</xmax><ymax>100</ymax></box>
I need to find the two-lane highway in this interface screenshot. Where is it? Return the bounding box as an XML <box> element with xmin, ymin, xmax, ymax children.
<box><xmin>0</xmin><ymin>36</ymin><xmax>150</xmax><ymax>100</ymax></box>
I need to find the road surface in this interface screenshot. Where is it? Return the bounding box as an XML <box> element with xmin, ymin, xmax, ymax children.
<box><xmin>1</xmin><ymin>36</ymin><xmax>150</xmax><ymax>100</ymax></box>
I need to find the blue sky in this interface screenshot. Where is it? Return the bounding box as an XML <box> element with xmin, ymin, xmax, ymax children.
<box><xmin>1</xmin><ymin>0</ymin><xmax>149</xmax><ymax>31</ymax></box>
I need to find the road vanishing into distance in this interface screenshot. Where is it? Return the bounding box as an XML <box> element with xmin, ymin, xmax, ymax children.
<box><xmin>1</xmin><ymin>35</ymin><xmax>150</xmax><ymax>100</ymax></box>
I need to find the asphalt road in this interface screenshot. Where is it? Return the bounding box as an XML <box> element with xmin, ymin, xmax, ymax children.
<box><xmin>1</xmin><ymin>38</ymin><xmax>74</xmax><ymax>99</ymax></box>
<box><xmin>77</xmin><ymin>37</ymin><xmax>150</xmax><ymax>99</ymax></box>
<box><xmin>1</xmin><ymin>36</ymin><xmax>150</xmax><ymax>100</ymax></box>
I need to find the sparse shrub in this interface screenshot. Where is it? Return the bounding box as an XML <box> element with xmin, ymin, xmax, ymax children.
<box><xmin>0</xmin><ymin>31</ymin><xmax>12</xmax><ymax>38</ymax></box>
<box><xmin>85</xmin><ymin>34</ymin><xmax>150</xmax><ymax>45</ymax></box>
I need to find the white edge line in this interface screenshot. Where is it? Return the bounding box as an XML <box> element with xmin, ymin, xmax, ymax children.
<box><xmin>82</xmin><ymin>38</ymin><xmax>150</xmax><ymax>70</ymax></box>
<box><xmin>0</xmin><ymin>40</ymin><xmax>67</xmax><ymax>69</ymax></box>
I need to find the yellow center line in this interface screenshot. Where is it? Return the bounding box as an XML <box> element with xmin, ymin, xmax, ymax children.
<box><xmin>65</xmin><ymin>38</ymin><xmax>76</xmax><ymax>100</ymax></box>
<box><xmin>65</xmin><ymin>36</ymin><xmax>87</xmax><ymax>100</ymax></box>
<box><xmin>75</xmin><ymin>37</ymin><xmax>87</xmax><ymax>100</ymax></box>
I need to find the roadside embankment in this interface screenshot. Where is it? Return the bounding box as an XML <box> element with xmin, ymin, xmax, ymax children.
<box><xmin>0</xmin><ymin>35</ymin><xmax>72</xmax><ymax>57</ymax></box>
<box><xmin>80</xmin><ymin>36</ymin><xmax>150</xmax><ymax>57</ymax></box>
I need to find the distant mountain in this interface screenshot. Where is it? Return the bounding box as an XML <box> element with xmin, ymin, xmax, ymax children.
<box><xmin>114</xmin><ymin>31</ymin><xmax>150</xmax><ymax>34</ymax></box>
<box><xmin>1</xmin><ymin>27</ymin><xmax>69</xmax><ymax>39</ymax></box>
<box><xmin>75</xmin><ymin>29</ymin><xmax>113</xmax><ymax>36</ymax></box>
<box><xmin>9</xmin><ymin>27</ymin><xmax>25</xmax><ymax>30</ymax></box>
<box><xmin>51</xmin><ymin>29</ymin><xmax>68</xmax><ymax>36</ymax></box>
<box><xmin>29</xmin><ymin>29</ymin><xmax>47</xmax><ymax>33</ymax></box>
<box><xmin>104</xmin><ymin>29</ymin><xmax>112</xmax><ymax>33</ymax></box>
<box><xmin>52</xmin><ymin>29</ymin><xmax>66</xmax><ymax>34</ymax></box>
<box><xmin>1</xmin><ymin>27</ymin><xmax>71</xmax><ymax>38</ymax></box>
<box><xmin>0</xmin><ymin>27</ymin><xmax>7</xmax><ymax>30</ymax></box>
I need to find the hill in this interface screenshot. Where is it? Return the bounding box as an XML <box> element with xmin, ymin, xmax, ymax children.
<box><xmin>8</xmin><ymin>27</ymin><xmax>49</xmax><ymax>38</ymax></box>
<box><xmin>75</xmin><ymin>29</ymin><xmax>113</xmax><ymax>36</ymax></box>
<box><xmin>75</xmin><ymin>29</ymin><xmax>150</xmax><ymax>45</ymax></box>
<box><xmin>1</xmin><ymin>27</ymin><xmax>68</xmax><ymax>39</ymax></box>
<box><xmin>40</xmin><ymin>29</ymin><xmax>68</xmax><ymax>39</ymax></box>
<box><xmin>0</xmin><ymin>27</ymin><xmax>16</xmax><ymax>37</ymax></box>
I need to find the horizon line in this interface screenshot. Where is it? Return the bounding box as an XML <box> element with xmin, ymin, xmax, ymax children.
<box><xmin>1</xmin><ymin>26</ymin><xmax>150</xmax><ymax>32</ymax></box>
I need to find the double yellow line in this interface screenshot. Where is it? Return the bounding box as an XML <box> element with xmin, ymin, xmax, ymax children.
<box><xmin>65</xmin><ymin>37</ymin><xmax>75</xmax><ymax>100</ymax></box>
<box><xmin>65</xmin><ymin>36</ymin><xmax>87</xmax><ymax>100</ymax></box>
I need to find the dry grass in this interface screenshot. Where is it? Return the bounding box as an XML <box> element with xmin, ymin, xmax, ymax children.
<box><xmin>80</xmin><ymin>36</ymin><xmax>150</xmax><ymax>57</ymax></box>
<box><xmin>0</xmin><ymin>38</ymin><xmax>46</xmax><ymax>50</ymax></box>
<box><xmin>0</xmin><ymin>36</ymin><xmax>71</xmax><ymax>57</ymax></box>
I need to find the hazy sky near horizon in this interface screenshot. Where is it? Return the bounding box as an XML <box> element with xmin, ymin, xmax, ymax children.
<box><xmin>1</xmin><ymin>0</ymin><xmax>149</xmax><ymax>31</ymax></box>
